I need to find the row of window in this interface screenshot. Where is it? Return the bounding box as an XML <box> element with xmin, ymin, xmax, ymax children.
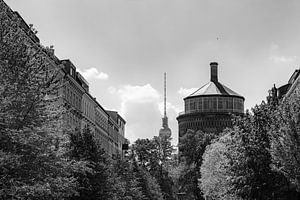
<box><xmin>95</xmin><ymin>110</ymin><xmax>108</xmax><ymax>131</ymax></box>
<box><xmin>63</xmin><ymin>82</ymin><xmax>123</xmax><ymax>156</ymax></box>
<box><xmin>185</xmin><ymin>96</ymin><xmax>244</xmax><ymax>113</ymax></box>
<box><xmin>65</xmin><ymin>85</ymin><xmax>104</xmax><ymax>125</ymax></box>
<box><xmin>108</xmin><ymin>126</ymin><xmax>119</xmax><ymax>141</ymax></box>
<box><xmin>118</xmin><ymin>119</ymin><xmax>125</xmax><ymax>134</ymax></box>
<box><xmin>95</xmin><ymin>128</ymin><xmax>120</xmax><ymax>155</ymax></box>
<box><xmin>82</xmin><ymin>97</ymin><xmax>95</xmax><ymax>120</ymax></box>
<box><xmin>181</xmin><ymin>119</ymin><xmax>232</xmax><ymax>131</ymax></box>
<box><xmin>65</xmin><ymin>85</ymin><xmax>81</xmax><ymax>110</ymax></box>
<box><xmin>65</xmin><ymin>87</ymin><xmax>110</xmax><ymax>131</ymax></box>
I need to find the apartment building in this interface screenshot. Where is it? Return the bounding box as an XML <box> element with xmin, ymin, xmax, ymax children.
<box><xmin>268</xmin><ymin>68</ymin><xmax>300</xmax><ymax>102</ymax></box>
<box><xmin>1</xmin><ymin>0</ymin><xmax>127</xmax><ymax>156</ymax></box>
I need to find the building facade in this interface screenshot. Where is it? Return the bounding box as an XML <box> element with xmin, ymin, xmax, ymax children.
<box><xmin>269</xmin><ymin>68</ymin><xmax>300</xmax><ymax>101</ymax></box>
<box><xmin>61</xmin><ymin>60</ymin><xmax>85</xmax><ymax>130</ymax></box>
<box><xmin>107</xmin><ymin>111</ymin><xmax>126</xmax><ymax>155</ymax></box>
<box><xmin>2</xmin><ymin>0</ymin><xmax>127</xmax><ymax>156</ymax></box>
<box><xmin>177</xmin><ymin>62</ymin><xmax>245</xmax><ymax>139</ymax></box>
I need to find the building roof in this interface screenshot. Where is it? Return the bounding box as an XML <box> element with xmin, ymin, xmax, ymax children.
<box><xmin>187</xmin><ymin>81</ymin><xmax>244</xmax><ymax>99</ymax></box>
<box><xmin>107</xmin><ymin>110</ymin><xmax>126</xmax><ymax>124</ymax></box>
<box><xmin>288</xmin><ymin>69</ymin><xmax>300</xmax><ymax>85</ymax></box>
<box><xmin>185</xmin><ymin>62</ymin><xmax>244</xmax><ymax>100</ymax></box>
<box><xmin>285</xmin><ymin>68</ymin><xmax>300</xmax><ymax>97</ymax></box>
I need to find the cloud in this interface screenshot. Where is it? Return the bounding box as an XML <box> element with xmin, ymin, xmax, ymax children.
<box><xmin>77</xmin><ymin>67</ymin><xmax>109</xmax><ymax>80</ymax></box>
<box><xmin>109</xmin><ymin>84</ymin><xmax>179</xmax><ymax>144</ymax></box>
<box><xmin>110</xmin><ymin>84</ymin><xmax>161</xmax><ymax>143</ymax></box>
<box><xmin>269</xmin><ymin>42</ymin><xmax>296</xmax><ymax>64</ymax></box>
<box><xmin>270</xmin><ymin>42</ymin><xmax>280</xmax><ymax>52</ymax></box>
<box><xmin>158</xmin><ymin>101</ymin><xmax>181</xmax><ymax>115</ymax></box>
<box><xmin>269</xmin><ymin>55</ymin><xmax>296</xmax><ymax>64</ymax></box>
<box><xmin>108</xmin><ymin>86</ymin><xmax>117</xmax><ymax>94</ymax></box>
<box><xmin>116</xmin><ymin>84</ymin><xmax>160</xmax><ymax>106</ymax></box>
<box><xmin>178</xmin><ymin>87</ymin><xmax>198</xmax><ymax>97</ymax></box>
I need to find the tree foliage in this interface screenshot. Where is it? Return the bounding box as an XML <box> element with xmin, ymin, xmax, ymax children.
<box><xmin>112</xmin><ymin>155</ymin><xmax>146</xmax><ymax>200</ymax></box>
<box><xmin>0</xmin><ymin>3</ymin><xmax>81</xmax><ymax>199</ymax></box>
<box><xmin>200</xmin><ymin>133</ymin><xmax>237</xmax><ymax>200</ymax></box>
<box><xmin>68</xmin><ymin>127</ymin><xmax>115</xmax><ymax>200</ymax></box>
<box><xmin>200</xmin><ymin>103</ymin><xmax>293</xmax><ymax>200</ymax></box>
<box><xmin>178</xmin><ymin>129</ymin><xmax>214</xmax><ymax>200</ymax></box>
<box><xmin>132</xmin><ymin>162</ymin><xmax>164</xmax><ymax>200</ymax></box>
<box><xmin>132</xmin><ymin>135</ymin><xmax>176</xmax><ymax>200</ymax></box>
<box><xmin>269</xmin><ymin>89</ymin><xmax>300</xmax><ymax>192</ymax></box>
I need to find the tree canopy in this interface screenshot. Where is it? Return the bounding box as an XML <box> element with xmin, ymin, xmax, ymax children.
<box><xmin>0</xmin><ymin>4</ymin><xmax>82</xmax><ymax>199</ymax></box>
<box><xmin>200</xmin><ymin>101</ymin><xmax>299</xmax><ymax>200</ymax></box>
<box><xmin>132</xmin><ymin>135</ymin><xmax>176</xmax><ymax>200</ymax></box>
<box><xmin>178</xmin><ymin>129</ymin><xmax>215</xmax><ymax>200</ymax></box>
<box><xmin>269</xmin><ymin>89</ymin><xmax>300</xmax><ymax>192</ymax></box>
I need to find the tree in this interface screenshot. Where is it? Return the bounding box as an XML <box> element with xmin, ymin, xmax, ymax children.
<box><xmin>178</xmin><ymin>129</ymin><xmax>214</xmax><ymax>200</ymax></box>
<box><xmin>132</xmin><ymin>161</ymin><xmax>164</xmax><ymax>200</ymax></box>
<box><xmin>132</xmin><ymin>138</ymin><xmax>159</xmax><ymax>170</ymax></box>
<box><xmin>200</xmin><ymin>104</ymin><xmax>290</xmax><ymax>200</ymax></box>
<box><xmin>68</xmin><ymin>127</ymin><xmax>115</xmax><ymax>200</ymax></box>
<box><xmin>0</xmin><ymin>4</ymin><xmax>82</xmax><ymax>199</ymax></box>
<box><xmin>132</xmin><ymin>136</ymin><xmax>176</xmax><ymax>200</ymax></box>
<box><xmin>112</xmin><ymin>155</ymin><xmax>146</xmax><ymax>200</ymax></box>
<box><xmin>200</xmin><ymin>133</ymin><xmax>238</xmax><ymax>200</ymax></box>
<box><xmin>168</xmin><ymin>159</ymin><xmax>185</xmax><ymax>197</ymax></box>
<box><xmin>269</xmin><ymin>89</ymin><xmax>300</xmax><ymax>194</ymax></box>
<box><xmin>155</xmin><ymin>135</ymin><xmax>174</xmax><ymax>170</ymax></box>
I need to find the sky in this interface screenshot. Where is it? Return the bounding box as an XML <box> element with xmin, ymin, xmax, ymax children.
<box><xmin>5</xmin><ymin>0</ymin><xmax>300</xmax><ymax>146</ymax></box>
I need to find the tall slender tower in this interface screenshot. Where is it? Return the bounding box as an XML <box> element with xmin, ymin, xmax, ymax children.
<box><xmin>159</xmin><ymin>73</ymin><xmax>172</xmax><ymax>138</ymax></box>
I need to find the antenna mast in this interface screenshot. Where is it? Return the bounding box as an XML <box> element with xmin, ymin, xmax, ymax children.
<box><xmin>164</xmin><ymin>72</ymin><xmax>167</xmax><ymax>118</ymax></box>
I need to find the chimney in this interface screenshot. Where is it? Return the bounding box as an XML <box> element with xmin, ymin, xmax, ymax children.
<box><xmin>210</xmin><ymin>62</ymin><xmax>218</xmax><ymax>82</ymax></box>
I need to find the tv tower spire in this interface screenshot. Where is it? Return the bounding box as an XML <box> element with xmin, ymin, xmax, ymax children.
<box><xmin>164</xmin><ymin>72</ymin><xmax>167</xmax><ymax>118</ymax></box>
<box><xmin>159</xmin><ymin>72</ymin><xmax>172</xmax><ymax>138</ymax></box>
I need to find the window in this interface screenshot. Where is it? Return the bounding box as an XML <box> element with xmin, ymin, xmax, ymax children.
<box><xmin>70</xmin><ymin>68</ymin><xmax>74</xmax><ymax>76</ymax></box>
<box><xmin>198</xmin><ymin>98</ymin><xmax>203</xmax><ymax>112</ymax></box>
<box><xmin>190</xmin><ymin>99</ymin><xmax>195</xmax><ymax>111</ymax></box>
<box><xmin>234</xmin><ymin>98</ymin><xmax>243</xmax><ymax>112</ymax></box>
<box><xmin>203</xmin><ymin>97</ymin><xmax>209</xmax><ymax>111</ymax></box>
<box><xmin>185</xmin><ymin>99</ymin><xmax>190</xmax><ymax>112</ymax></box>
<box><xmin>212</xmin><ymin>97</ymin><xmax>217</xmax><ymax>111</ymax></box>
<box><xmin>218</xmin><ymin>97</ymin><xmax>223</xmax><ymax>110</ymax></box>
<box><xmin>227</xmin><ymin>98</ymin><xmax>233</xmax><ymax>110</ymax></box>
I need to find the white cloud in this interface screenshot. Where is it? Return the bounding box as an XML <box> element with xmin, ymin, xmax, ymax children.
<box><xmin>269</xmin><ymin>42</ymin><xmax>296</xmax><ymax>64</ymax></box>
<box><xmin>270</xmin><ymin>42</ymin><xmax>280</xmax><ymax>52</ymax></box>
<box><xmin>117</xmin><ymin>84</ymin><xmax>160</xmax><ymax>106</ymax></box>
<box><xmin>109</xmin><ymin>84</ymin><xmax>179</xmax><ymax>144</ymax></box>
<box><xmin>178</xmin><ymin>87</ymin><xmax>198</xmax><ymax>97</ymax></box>
<box><xmin>269</xmin><ymin>55</ymin><xmax>296</xmax><ymax>64</ymax></box>
<box><xmin>108</xmin><ymin>86</ymin><xmax>117</xmax><ymax>94</ymax></box>
<box><xmin>158</xmin><ymin>101</ymin><xmax>181</xmax><ymax>115</ymax></box>
<box><xmin>77</xmin><ymin>67</ymin><xmax>109</xmax><ymax>80</ymax></box>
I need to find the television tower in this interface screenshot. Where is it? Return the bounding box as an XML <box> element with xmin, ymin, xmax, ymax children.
<box><xmin>159</xmin><ymin>73</ymin><xmax>172</xmax><ymax>138</ymax></box>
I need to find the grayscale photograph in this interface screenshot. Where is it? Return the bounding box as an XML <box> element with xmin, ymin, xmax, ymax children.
<box><xmin>1</xmin><ymin>0</ymin><xmax>300</xmax><ymax>199</ymax></box>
